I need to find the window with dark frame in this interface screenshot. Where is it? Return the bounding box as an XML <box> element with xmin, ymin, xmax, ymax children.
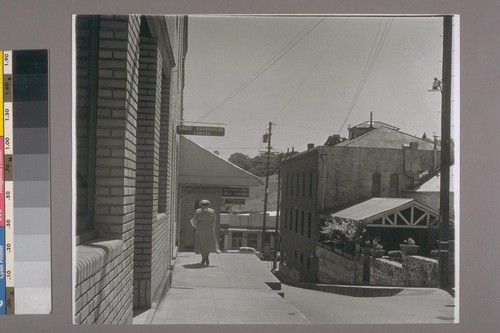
<box><xmin>309</xmin><ymin>170</ymin><xmax>313</xmax><ymax>197</ymax></box>
<box><xmin>389</xmin><ymin>173</ymin><xmax>399</xmax><ymax>198</ymax></box>
<box><xmin>372</xmin><ymin>172</ymin><xmax>381</xmax><ymax>197</ymax></box>
<box><xmin>295</xmin><ymin>209</ymin><xmax>298</xmax><ymax>233</ymax></box>
<box><xmin>302</xmin><ymin>172</ymin><xmax>306</xmax><ymax>197</ymax></box>
<box><xmin>301</xmin><ymin>211</ymin><xmax>304</xmax><ymax>236</ymax></box>
<box><xmin>307</xmin><ymin>212</ymin><xmax>312</xmax><ymax>238</ymax></box>
<box><xmin>296</xmin><ymin>173</ymin><xmax>299</xmax><ymax>197</ymax></box>
<box><xmin>76</xmin><ymin>16</ymin><xmax>100</xmax><ymax>238</ymax></box>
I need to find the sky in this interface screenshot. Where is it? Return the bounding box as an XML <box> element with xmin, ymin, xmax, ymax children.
<box><xmin>182</xmin><ymin>15</ymin><xmax>455</xmax><ymax>160</ymax></box>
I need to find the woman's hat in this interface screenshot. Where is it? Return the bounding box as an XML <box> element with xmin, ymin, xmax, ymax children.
<box><xmin>199</xmin><ymin>200</ymin><xmax>210</xmax><ymax>206</ymax></box>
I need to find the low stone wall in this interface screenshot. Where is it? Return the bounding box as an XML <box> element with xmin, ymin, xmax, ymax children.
<box><xmin>316</xmin><ymin>244</ymin><xmax>438</xmax><ymax>287</ymax></box>
<box><xmin>316</xmin><ymin>245</ymin><xmax>363</xmax><ymax>285</ymax></box>
<box><xmin>403</xmin><ymin>256</ymin><xmax>438</xmax><ymax>287</ymax></box>
<box><xmin>75</xmin><ymin>239</ymin><xmax>132</xmax><ymax>324</ymax></box>
<box><xmin>370</xmin><ymin>258</ymin><xmax>404</xmax><ymax>287</ymax></box>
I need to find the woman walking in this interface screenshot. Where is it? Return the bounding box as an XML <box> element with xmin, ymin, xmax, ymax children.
<box><xmin>190</xmin><ymin>200</ymin><xmax>220</xmax><ymax>265</ymax></box>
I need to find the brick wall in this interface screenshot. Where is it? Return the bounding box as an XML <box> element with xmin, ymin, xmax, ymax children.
<box><xmin>76</xmin><ymin>15</ymin><xmax>141</xmax><ymax>324</ymax></box>
<box><xmin>133</xmin><ymin>35</ymin><xmax>163</xmax><ymax>308</ymax></box>
<box><xmin>75</xmin><ymin>15</ymin><xmax>187</xmax><ymax>324</ymax></box>
<box><xmin>75</xmin><ymin>239</ymin><xmax>129</xmax><ymax>324</ymax></box>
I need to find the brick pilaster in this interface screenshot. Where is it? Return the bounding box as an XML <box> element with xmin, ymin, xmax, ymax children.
<box><xmin>133</xmin><ymin>35</ymin><xmax>163</xmax><ymax>308</ymax></box>
<box><xmin>93</xmin><ymin>14</ymin><xmax>141</xmax><ymax>324</ymax></box>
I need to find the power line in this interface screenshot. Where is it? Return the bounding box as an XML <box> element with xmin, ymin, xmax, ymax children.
<box><xmin>197</xmin><ymin>17</ymin><xmax>327</xmax><ymax>122</ymax></box>
<box><xmin>338</xmin><ymin>17</ymin><xmax>394</xmax><ymax>133</ymax></box>
<box><xmin>272</xmin><ymin>18</ymin><xmax>348</xmax><ymax>121</ymax></box>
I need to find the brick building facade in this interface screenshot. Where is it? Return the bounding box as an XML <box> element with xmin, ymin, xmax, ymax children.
<box><xmin>279</xmin><ymin>123</ymin><xmax>440</xmax><ymax>282</ymax></box>
<box><xmin>74</xmin><ymin>15</ymin><xmax>188</xmax><ymax>324</ymax></box>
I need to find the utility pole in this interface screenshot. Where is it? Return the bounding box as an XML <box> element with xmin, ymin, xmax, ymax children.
<box><xmin>438</xmin><ymin>15</ymin><xmax>452</xmax><ymax>290</ymax></box>
<box><xmin>261</xmin><ymin>122</ymin><xmax>273</xmax><ymax>253</ymax></box>
<box><xmin>273</xmin><ymin>154</ymin><xmax>281</xmax><ymax>271</ymax></box>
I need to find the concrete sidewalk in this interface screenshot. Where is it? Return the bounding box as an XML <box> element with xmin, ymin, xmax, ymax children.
<box><xmin>149</xmin><ymin>252</ymin><xmax>310</xmax><ymax>324</ymax></box>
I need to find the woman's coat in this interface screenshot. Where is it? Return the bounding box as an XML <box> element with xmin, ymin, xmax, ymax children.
<box><xmin>191</xmin><ymin>208</ymin><xmax>219</xmax><ymax>254</ymax></box>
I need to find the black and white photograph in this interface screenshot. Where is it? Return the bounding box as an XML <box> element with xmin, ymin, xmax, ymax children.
<box><xmin>73</xmin><ymin>14</ymin><xmax>458</xmax><ymax>325</ymax></box>
<box><xmin>1</xmin><ymin>0</ymin><xmax>500</xmax><ymax>332</ymax></box>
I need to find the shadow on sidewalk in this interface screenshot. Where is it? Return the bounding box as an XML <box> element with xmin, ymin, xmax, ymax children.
<box><xmin>183</xmin><ymin>263</ymin><xmax>211</xmax><ymax>269</ymax></box>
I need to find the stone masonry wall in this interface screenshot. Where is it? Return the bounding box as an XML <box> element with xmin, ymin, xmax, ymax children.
<box><xmin>316</xmin><ymin>245</ymin><xmax>363</xmax><ymax>285</ymax></box>
<box><xmin>316</xmin><ymin>245</ymin><xmax>438</xmax><ymax>287</ymax></box>
<box><xmin>321</xmin><ymin>146</ymin><xmax>436</xmax><ymax>211</ymax></box>
<box><xmin>370</xmin><ymin>258</ymin><xmax>404</xmax><ymax>286</ymax></box>
<box><xmin>403</xmin><ymin>256</ymin><xmax>438</xmax><ymax>287</ymax></box>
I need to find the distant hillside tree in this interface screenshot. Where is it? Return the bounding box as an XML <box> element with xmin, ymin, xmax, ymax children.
<box><xmin>228</xmin><ymin>152</ymin><xmax>252</xmax><ymax>171</ymax></box>
<box><xmin>229</xmin><ymin>152</ymin><xmax>284</xmax><ymax>177</ymax></box>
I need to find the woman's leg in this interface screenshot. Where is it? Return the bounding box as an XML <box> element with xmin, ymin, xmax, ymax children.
<box><xmin>202</xmin><ymin>252</ymin><xmax>209</xmax><ymax>265</ymax></box>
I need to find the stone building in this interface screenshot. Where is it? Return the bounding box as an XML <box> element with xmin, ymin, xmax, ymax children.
<box><xmin>74</xmin><ymin>15</ymin><xmax>188</xmax><ymax>324</ymax></box>
<box><xmin>279</xmin><ymin>121</ymin><xmax>441</xmax><ymax>282</ymax></box>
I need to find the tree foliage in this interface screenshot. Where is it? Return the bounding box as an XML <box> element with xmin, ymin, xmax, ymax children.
<box><xmin>228</xmin><ymin>151</ymin><xmax>298</xmax><ymax>177</ymax></box>
<box><xmin>324</xmin><ymin>134</ymin><xmax>347</xmax><ymax>146</ymax></box>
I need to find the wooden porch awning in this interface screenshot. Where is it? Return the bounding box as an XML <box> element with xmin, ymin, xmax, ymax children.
<box><xmin>322</xmin><ymin>198</ymin><xmax>440</xmax><ymax>229</ymax></box>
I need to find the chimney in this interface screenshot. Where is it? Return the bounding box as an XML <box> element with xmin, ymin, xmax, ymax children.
<box><xmin>370</xmin><ymin>111</ymin><xmax>373</xmax><ymax>128</ymax></box>
<box><xmin>307</xmin><ymin>143</ymin><xmax>314</xmax><ymax>150</ymax></box>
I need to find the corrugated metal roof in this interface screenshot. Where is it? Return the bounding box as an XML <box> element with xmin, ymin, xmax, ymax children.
<box><xmin>179</xmin><ymin>137</ymin><xmax>263</xmax><ymax>186</ymax></box>
<box><xmin>350</xmin><ymin>121</ymin><xmax>399</xmax><ymax>130</ymax></box>
<box><xmin>329</xmin><ymin>198</ymin><xmax>414</xmax><ymax>221</ymax></box>
<box><xmin>337</xmin><ymin>126</ymin><xmax>437</xmax><ymax>150</ymax></box>
<box><xmin>411</xmin><ymin>165</ymin><xmax>455</xmax><ymax>192</ymax></box>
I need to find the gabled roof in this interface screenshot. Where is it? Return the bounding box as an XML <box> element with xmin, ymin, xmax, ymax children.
<box><xmin>323</xmin><ymin>197</ymin><xmax>439</xmax><ymax>228</ymax></box>
<box><xmin>179</xmin><ymin>137</ymin><xmax>263</xmax><ymax>187</ymax></box>
<box><xmin>350</xmin><ymin>121</ymin><xmax>399</xmax><ymax>131</ymax></box>
<box><xmin>328</xmin><ymin>198</ymin><xmax>414</xmax><ymax>221</ymax></box>
<box><xmin>409</xmin><ymin>165</ymin><xmax>455</xmax><ymax>192</ymax></box>
<box><xmin>337</xmin><ymin>126</ymin><xmax>437</xmax><ymax>150</ymax></box>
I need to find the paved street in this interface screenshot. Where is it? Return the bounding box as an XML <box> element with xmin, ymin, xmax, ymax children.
<box><xmin>281</xmin><ymin>283</ymin><xmax>455</xmax><ymax>324</ymax></box>
<box><xmin>136</xmin><ymin>252</ymin><xmax>456</xmax><ymax>325</ymax></box>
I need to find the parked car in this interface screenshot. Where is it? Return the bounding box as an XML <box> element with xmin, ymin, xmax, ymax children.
<box><xmin>227</xmin><ymin>247</ymin><xmax>264</xmax><ymax>259</ymax></box>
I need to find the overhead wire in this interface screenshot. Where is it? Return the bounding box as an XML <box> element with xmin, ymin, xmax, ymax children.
<box><xmin>285</xmin><ymin>17</ymin><xmax>395</xmax><ymax>149</ymax></box>
<box><xmin>271</xmin><ymin>18</ymin><xmax>348</xmax><ymax>122</ymax></box>
<box><xmin>196</xmin><ymin>17</ymin><xmax>327</xmax><ymax>122</ymax></box>
<box><xmin>338</xmin><ymin>17</ymin><xmax>394</xmax><ymax>133</ymax></box>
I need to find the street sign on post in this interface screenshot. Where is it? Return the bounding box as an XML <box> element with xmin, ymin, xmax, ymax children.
<box><xmin>221</xmin><ymin>187</ymin><xmax>249</xmax><ymax>197</ymax></box>
<box><xmin>176</xmin><ymin>125</ymin><xmax>225</xmax><ymax>136</ymax></box>
<box><xmin>224</xmin><ymin>198</ymin><xmax>245</xmax><ymax>205</ymax></box>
